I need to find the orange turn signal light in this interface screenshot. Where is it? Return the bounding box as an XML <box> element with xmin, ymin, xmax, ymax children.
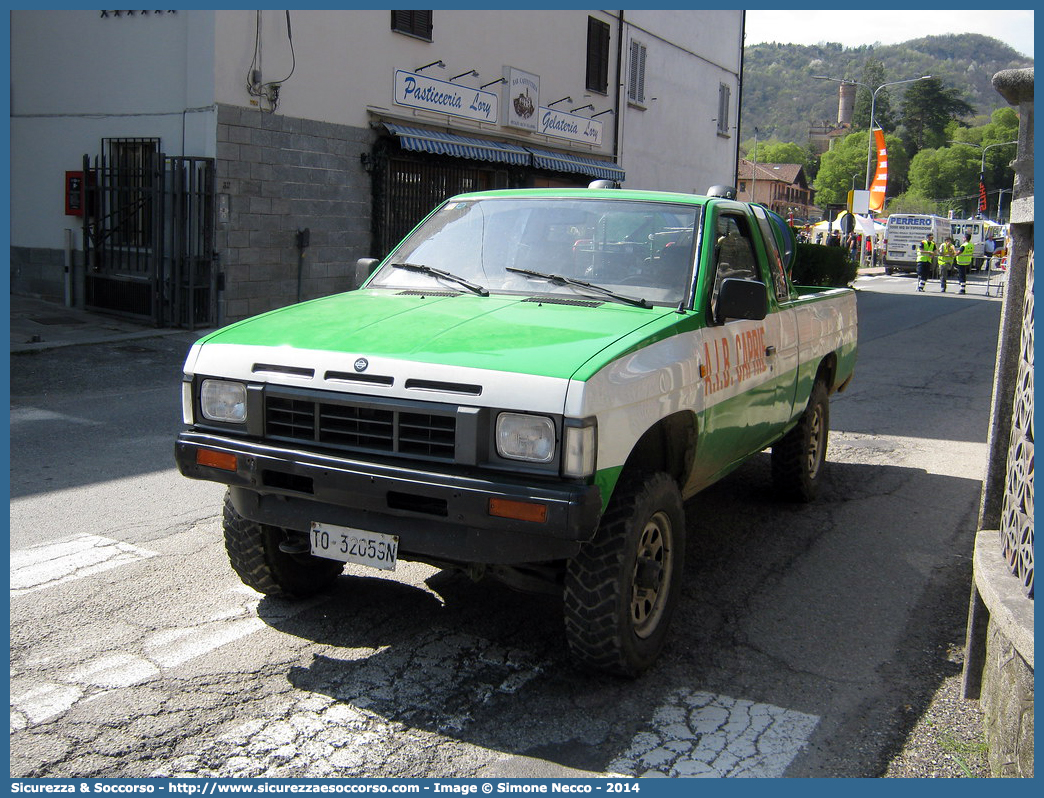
<box><xmin>489</xmin><ymin>498</ymin><xmax>548</xmax><ymax>523</ymax></box>
<box><xmin>196</xmin><ymin>448</ymin><xmax>238</xmax><ymax>472</ymax></box>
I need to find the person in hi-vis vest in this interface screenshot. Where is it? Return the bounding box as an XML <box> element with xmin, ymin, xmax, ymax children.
<box><xmin>916</xmin><ymin>232</ymin><xmax>936</xmax><ymax>292</ymax></box>
<box><xmin>955</xmin><ymin>233</ymin><xmax>974</xmax><ymax>295</ymax></box>
<box><xmin>937</xmin><ymin>237</ymin><xmax>957</xmax><ymax>292</ymax></box>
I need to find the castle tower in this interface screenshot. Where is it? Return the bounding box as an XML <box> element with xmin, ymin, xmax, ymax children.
<box><xmin>838</xmin><ymin>82</ymin><xmax>856</xmax><ymax>126</ymax></box>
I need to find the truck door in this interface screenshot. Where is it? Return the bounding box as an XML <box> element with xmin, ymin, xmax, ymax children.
<box><xmin>690</xmin><ymin>210</ymin><xmax>786</xmax><ymax>486</ymax></box>
<box><xmin>751</xmin><ymin>204</ymin><xmax>801</xmax><ymax>426</ymax></box>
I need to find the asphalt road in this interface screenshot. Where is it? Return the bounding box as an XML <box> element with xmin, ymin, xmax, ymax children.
<box><xmin>9</xmin><ymin>272</ymin><xmax>1004</xmax><ymax>779</ymax></box>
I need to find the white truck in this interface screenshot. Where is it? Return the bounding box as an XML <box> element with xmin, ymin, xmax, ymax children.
<box><xmin>949</xmin><ymin>217</ymin><xmax>998</xmax><ymax>271</ymax></box>
<box><xmin>882</xmin><ymin>214</ymin><xmax>952</xmax><ymax>275</ymax></box>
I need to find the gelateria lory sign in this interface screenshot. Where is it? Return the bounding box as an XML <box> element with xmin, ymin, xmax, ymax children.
<box><xmin>539</xmin><ymin>107</ymin><xmax>603</xmax><ymax>146</ymax></box>
<box><xmin>393</xmin><ymin>70</ymin><xmax>498</xmax><ymax>124</ymax></box>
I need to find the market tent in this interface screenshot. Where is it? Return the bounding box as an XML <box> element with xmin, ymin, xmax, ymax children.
<box><xmin>811</xmin><ymin>211</ymin><xmax>884</xmax><ymax>236</ymax></box>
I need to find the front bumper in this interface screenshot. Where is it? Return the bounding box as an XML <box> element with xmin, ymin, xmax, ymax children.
<box><xmin>175</xmin><ymin>431</ymin><xmax>603</xmax><ymax>564</ymax></box>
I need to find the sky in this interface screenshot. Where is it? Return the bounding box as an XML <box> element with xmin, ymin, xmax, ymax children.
<box><xmin>744</xmin><ymin>9</ymin><xmax>1034</xmax><ymax>59</ymax></box>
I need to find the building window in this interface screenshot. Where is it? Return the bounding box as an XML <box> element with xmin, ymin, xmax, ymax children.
<box><xmin>627</xmin><ymin>40</ymin><xmax>647</xmax><ymax>105</ymax></box>
<box><xmin>586</xmin><ymin>17</ymin><xmax>610</xmax><ymax>94</ymax></box>
<box><xmin>391</xmin><ymin>10</ymin><xmax>432</xmax><ymax>41</ymax></box>
<box><xmin>717</xmin><ymin>83</ymin><xmax>731</xmax><ymax>136</ymax></box>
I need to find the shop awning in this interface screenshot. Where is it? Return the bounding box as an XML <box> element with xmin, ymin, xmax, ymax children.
<box><xmin>526</xmin><ymin>146</ymin><xmax>625</xmax><ymax>182</ymax></box>
<box><xmin>384</xmin><ymin>123</ymin><xmax>530</xmax><ymax>166</ymax></box>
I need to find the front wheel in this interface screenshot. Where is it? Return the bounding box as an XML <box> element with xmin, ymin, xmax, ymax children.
<box><xmin>222</xmin><ymin>490</ymin><xmax>343</xmax><ymax>598</ymax></box>
<box><xmin>563</xmin><ymin>472</ymin><xmax>685</xmax><ymax>677</ymax></box>
<box><xmin>772</xmin><ymin>380</ymin><xmax>829</xmax><ymax>502</ymax></box>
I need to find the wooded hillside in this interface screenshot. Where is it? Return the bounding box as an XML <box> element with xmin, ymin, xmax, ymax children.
<box><xmin>741</xmin><ymin>33</ymin><xmax>1032</xmax><ymax>144</ymax></box>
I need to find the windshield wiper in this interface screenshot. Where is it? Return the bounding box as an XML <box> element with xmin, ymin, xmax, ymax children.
<box><xmin>505</xmin><ymin>267</ymin><xmax>651</xmax><ymax>308</ymax></box>
<box><xmin>391</xmin><ymin>262</ymin><xmax>489</xmax><ymax>296</ymax></box>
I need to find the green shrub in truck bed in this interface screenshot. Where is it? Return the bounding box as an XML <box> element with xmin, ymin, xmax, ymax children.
<box><xmin>176</xmin><ymin>186</ymin><xmax>857</xmax><ymax>676</ymax></box>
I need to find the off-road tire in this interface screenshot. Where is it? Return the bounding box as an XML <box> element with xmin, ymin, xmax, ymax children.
<box><xmin>772</xmin><ymin>379</ymin><xmax>829</xmax><ymax>502</ymax></box>
<box><xmin>222</xmin><ymin>490</ymin><xmax>342</xmax><ymax>598</ymax></box>
<box><xmin>563</xmin><ymin>472</ymin><xmax>685</xmax><ymax>677</ymax></box>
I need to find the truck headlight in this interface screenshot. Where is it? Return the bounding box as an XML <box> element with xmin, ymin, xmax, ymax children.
<box><xmin>496</xmin><ymin>413</ymin><xmax>555</xmax><ymax>463</ymax></box>
<box><xmin>200</xmin><ymin>379</ymin><xmax>247</xmax><ymax>424</ymax></box>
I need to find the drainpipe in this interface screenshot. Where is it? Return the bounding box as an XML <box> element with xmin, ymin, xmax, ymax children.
<box><xmin>295</xmin><ymin>227</ymin><xmax>310</xmax><ymax>303</ymax></box>
<box><xmin>614</xmin><ymin>10</ymin><xmax>624</xmax><ymax>166</ymax></box>
<box><xmin>734</xmin><ymin>11</ymin><xmax>746</xmax><ymax>188</ymax></box>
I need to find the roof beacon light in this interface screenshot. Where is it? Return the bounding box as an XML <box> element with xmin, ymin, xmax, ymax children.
<box><xmin>707</xmin><ymin>185</ymin><xmax>737</xmax><ymax>199</ymax></box>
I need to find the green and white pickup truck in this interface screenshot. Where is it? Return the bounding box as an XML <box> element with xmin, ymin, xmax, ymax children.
<box><xmin>176</xmin><ymin>186</ymin><xmax>857</xmax><ymax>675</ymax></box>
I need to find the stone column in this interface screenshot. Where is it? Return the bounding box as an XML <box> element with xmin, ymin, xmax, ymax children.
<box><xmin>962</xmin><ymin>67</ymin><xmax>1034</xmax><ymax>778</ymax></box>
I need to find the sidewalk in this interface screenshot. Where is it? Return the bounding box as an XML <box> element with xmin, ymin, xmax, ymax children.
<box><xmin>9</xmin><ymin>294</ymin><xmax>212</xmax><ymax>354</ymax></box>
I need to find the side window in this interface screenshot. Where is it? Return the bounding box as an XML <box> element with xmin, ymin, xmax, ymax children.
<box><xmin>716</xmin><ymin>83</ymin><xmax>732</xmax><ymax>136</ymax></box>
<box><xmin>627</xmin><ymin>39</ymin><xmax>647</xmax><ymax>105</ymax></box>
<box><xmin>751</xmin><ymin>206</ymin><xmax>792</xmax><ymax>301</ymax></box>
<box><xmin>391</xmin><ymin>10</ymin><xmax>433</xmax><ymax>41</ymax></box>
<box><xmin>586</xmin><ymin>17</ymin><xmax>611</xmax><ymax>94</ymax></box>
<box><xmin>710</xmin><ymin>213</ymin><xmax>759</xmax><ymax>316</ymax></box>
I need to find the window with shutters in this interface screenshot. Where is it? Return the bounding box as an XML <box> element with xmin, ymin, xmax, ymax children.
<box><xmin>391</xmin><ymin>10</ymin><xmax>433</xmax><ymax>41</ymax></box>
<box><xmin>627</xmin><ymin>40</ymin><xmax>647</xmax><ymax>106</ymax></box>
<box><xmin>586</xmin><ymin>17</ymin><xmax>610</xmax><ymax>94</ymax></box>
<box><xmin>717</xmin><ymin>83</ymin><xmax>731</xmax><ymax>136</ymax></box>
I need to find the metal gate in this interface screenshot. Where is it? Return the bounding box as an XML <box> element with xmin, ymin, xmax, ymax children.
<box><xmin>82</xmin><ymin>142</ymin><xmax>215</xmax><ymax>328</ymax></box>
<box><xmin>374</xmin><ymin>152</ymin><xmax>503</xmax><ymax>256</ymax></box>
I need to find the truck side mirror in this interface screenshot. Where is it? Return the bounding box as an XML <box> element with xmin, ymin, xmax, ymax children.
<box><xmin>355</xmin><ymin>258</ymin><xmax>380</xmax><ymax>288</ymax></box>
<box><xmin>715</xmin><ymin>278</ymin><xmax>768</xmax><ymax>323</ymax></box>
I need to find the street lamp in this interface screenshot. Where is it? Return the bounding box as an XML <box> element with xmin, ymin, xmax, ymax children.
<box><xmin>948</xmin><ymin>140</ymin><xmax>1017</xmax><ymax>218</ymax></box>
<box><xmin>750</xmin><ymin>127</ymin><xmax>760</xmax><ymax>202</ymax></box>
<box><xmin>813</xmin><ymin>74</ymin><xmax>932</xmax><ymax>191</ymax></box>
<box><xmin>996</xmin><ymin>187</ymin><xmax>1012</xmax><ymax>223</ymax></box>
<box><xmin>947</xmin><ymin>139</ymin><xmax>1017</xmax><ymax>174</ymax></box>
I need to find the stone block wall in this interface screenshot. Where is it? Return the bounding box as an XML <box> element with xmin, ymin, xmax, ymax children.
<box><xmin>980</xmin><ymin>621</ymin><xmax>1034</xmax><ymax>776</ymax></box>
<box><xmin>215</xmin><ymin>104</ymin><xmax>374</xmax><ymax>324</ymax></box>
<box><xmin>10</xmin><ymin>245</ymin><xmax>72</xmax><ymax>304</ymax></box>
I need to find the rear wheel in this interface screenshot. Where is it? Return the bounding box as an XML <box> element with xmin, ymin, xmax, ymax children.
<box><xmin>564</xmin><ymin>472</ymin><xmax>685</xmax><ymax>676</ymax></box>
<box><xmin>772</xmin><ymin>380</ymin><xmax>829</xmax><ymax>502</ymax></box>
<box><xmin>222</xmin><ymin>490</ymin><xmax>342</xmax><ymax>598</ymax></box>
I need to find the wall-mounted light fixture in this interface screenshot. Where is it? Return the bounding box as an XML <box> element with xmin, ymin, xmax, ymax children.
<box><xmin>416</xmin><ymin>60</ymin><xmax>445</xmax><ymax>73</ymax></box>
<box><xmin>450</xmin><ymin>69</ymin><xmax>479</xmax><ymax>82</ymax></box>
<box><xmin>591</xmin><ymin>109</ymin><xmax>615</xmax><ymax>118</ymax></box>
<box><xmin>571</xmin><ymin>104</ymin><xmax>594</xmax><ymax>113</ymax></box>
<box><xmin>480</xmin><ymin>77</ymin><xmax>507</xmax><ymax>90</ymax></box>
<box><xmin>547</xmin><ymin>96</ymin><xmax>572</xmax><ymax>108</ymax></box>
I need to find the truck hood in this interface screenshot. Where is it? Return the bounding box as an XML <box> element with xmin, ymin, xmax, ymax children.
<box><xmin>187</xmin><ymin>290</ymin><xmax>687</xmax><ymax>411</ymax></box>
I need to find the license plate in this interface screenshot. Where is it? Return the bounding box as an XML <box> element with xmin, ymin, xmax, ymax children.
<box><xmin>310</xmin><ymin>522</ymin><xmax>398</xmax><ymax>571</ymax></box>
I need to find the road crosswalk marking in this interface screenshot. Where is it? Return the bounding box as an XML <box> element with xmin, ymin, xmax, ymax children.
<box><xmin>11</xmin><ymin>536</ymin><xmax>820</xmax><ymax>776</ymax></box>
<box><xmin>9</xmin><ymin>533</ymin><xmax>158</xmax><ymax>596</ymax></box>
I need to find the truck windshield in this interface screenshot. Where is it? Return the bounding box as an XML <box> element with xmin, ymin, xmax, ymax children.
<box><xmin>369</xmin><ymin>197</ymin><xmax>700</xmax><ymax>307</ymax></box>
